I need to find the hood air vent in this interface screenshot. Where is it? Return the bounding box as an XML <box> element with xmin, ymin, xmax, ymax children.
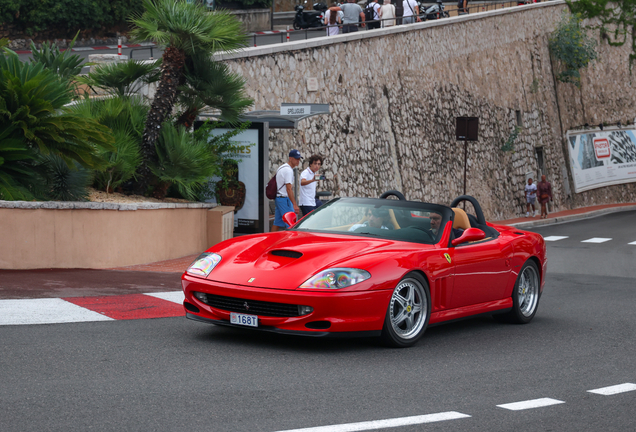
<box><xmin>270</xmin><ymin>250</ymin><xmax>303</xmax><ymax>259</ymax></box>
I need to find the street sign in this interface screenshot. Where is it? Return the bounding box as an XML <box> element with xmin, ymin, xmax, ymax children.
<box><xmin>280</xmin><ymin>105</ymin><xmax>311</xmax><ymax>116</ymax></box>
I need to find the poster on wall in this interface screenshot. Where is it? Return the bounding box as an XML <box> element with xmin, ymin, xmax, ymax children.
<box><xmin>566</xmin><ymin>128</ymin><xmax>636</xmax><ymax>193</ymax></box>
<box><xmin>195</xmin><ymin>121</ymin><xmax>266</xmax><ymax>234</ymax></box>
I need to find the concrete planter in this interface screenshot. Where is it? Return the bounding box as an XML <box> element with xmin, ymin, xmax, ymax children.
<box><xmin>0</xmin><ymin>201</ymin><xmax>234</xmax><ymax>270</ymax></box>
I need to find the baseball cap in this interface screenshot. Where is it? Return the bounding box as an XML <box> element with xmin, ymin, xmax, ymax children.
<box><xmin>289</xmin><ymin>149</ymin><xmax>303</xmax><ymax>159</ymax></box>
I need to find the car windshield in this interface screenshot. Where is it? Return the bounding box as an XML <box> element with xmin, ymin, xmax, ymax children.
<box><xmin>293</xmin><ymin>198</ymin><xmax>452</xmax><ymax>245</ymax></box>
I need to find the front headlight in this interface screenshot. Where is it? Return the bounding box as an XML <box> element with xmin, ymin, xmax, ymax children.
<box><xmin>186</xmin><ymin>253</ymin><xmax>221</xmax><ymax>278</ymax></box>
<box><xmin>299</xmin><ymin>268</ymin><xmax>371</xmax><ymax>289</ymax></box>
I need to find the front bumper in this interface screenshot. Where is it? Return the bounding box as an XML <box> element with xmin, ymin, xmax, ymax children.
<box><xmin>182</xmin><ymin>274</ymin><xmax>391</xmax><ymax>335</ymax></box>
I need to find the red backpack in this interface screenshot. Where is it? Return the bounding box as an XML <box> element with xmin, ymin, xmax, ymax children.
<box><xmin>265</xmin><ymin>166</ymin><xmax>284</xmax><ymax>199</ymax></box>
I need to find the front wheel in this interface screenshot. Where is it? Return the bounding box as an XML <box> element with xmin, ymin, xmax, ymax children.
<box><xmin>494</xmin><ymin>260</ymin><xmax>540</xmax><ymax>324</ymax></box>
<box><xmin>380</xmin><ymin>273</ymin><xmax>431</xmax><ymax>347</ymax></box>
<box><xmin>293</xmin><ymin>21</ymin><xmax>301</xmax><ymax>30</ymax></box>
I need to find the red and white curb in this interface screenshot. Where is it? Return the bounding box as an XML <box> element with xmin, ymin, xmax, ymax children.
<box><xmin>0</xmin><ymin>291</ymin><xmax>184</xmax><ymax>325</ymax></box>
<box><xmin>14</xmin><ymin>43</ymin><xmax>156</xmax><ymax>55</ymax></box>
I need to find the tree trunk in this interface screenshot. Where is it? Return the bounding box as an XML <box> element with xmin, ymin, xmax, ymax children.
<box><xmin>135</xmin><ymin>46</ymin><xmax>186</xmax><ymax>195</ymax></box>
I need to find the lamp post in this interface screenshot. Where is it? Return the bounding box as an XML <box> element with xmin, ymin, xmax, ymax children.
<box><xmin>455</xmin><ymin>117</ymin><xmax>479</xmax><ymax>196</ymax></box>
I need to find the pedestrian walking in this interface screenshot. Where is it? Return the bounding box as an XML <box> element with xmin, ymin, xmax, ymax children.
<box><xmin>365</xmin><ymin>0</ymin><xmax>381</xmax><ymax>29</ymax></box>
<box><xmin>299</xmin><ymin>154</ymin><xmax>324</xmax><ymax>217</ymax></box>
<box><xmin>525</xmin><ymin>177</ymin><xmax>537</xmax><ymax>218</ymax></box>
<box><xmin>402</xmin><ymin>0</ymin><xmax>421</xmax><ymax>24</ymax></box>
<box><xmin>323</xmin><ymin>5</ymin><xmax>342</xmax><ymax>36</ymax></box>
<box><xmin>379</xmin><ymin>0</ymin><xmax>396</xmax><ymax>27</ymax></box>
<box><xmin>272</xmin><ymin>149</ymin><xmax>302</xmax><ymax>231</ymax></box>
<box><xmin>457</xmin><ymin>0</ymin><xmax>469</xmax><ymax>14</ymax></box>
<box><xmin>537</xmin><ymin>174</ymin><xmax>553</xmax><ymax>219</ymax></box>
<box><xmin>340</xmin><ymin>0</ymin><xmax>365</xmax><ymax>33</ymax></box>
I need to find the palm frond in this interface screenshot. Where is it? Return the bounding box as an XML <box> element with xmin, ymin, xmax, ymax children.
<box><xmin>129</xmin><ymin>0</ymin><xmax>248</xmax><ymax>55</ymax></box>
<box><xmin>76</xmin><ymin>59</ymin><xmax>161</xmax><ymax>97</ymax></box>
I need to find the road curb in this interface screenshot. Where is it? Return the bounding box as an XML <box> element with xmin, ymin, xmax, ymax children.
<box><xmin>505</xmin><ymin>205</ymin><xmax>636</xmax><ymax>229</ymax></box>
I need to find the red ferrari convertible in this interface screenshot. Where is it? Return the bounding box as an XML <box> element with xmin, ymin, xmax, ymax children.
<box><xmin>182</xmin><ymin>192</ymin><xmax>546</xmax><ymax>347</ymax></box>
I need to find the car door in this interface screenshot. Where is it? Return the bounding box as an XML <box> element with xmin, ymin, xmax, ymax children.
<box><xmin>448</xmin><ymin>237</ymin><xmax>513</xmax><ymax>309</ymax></box>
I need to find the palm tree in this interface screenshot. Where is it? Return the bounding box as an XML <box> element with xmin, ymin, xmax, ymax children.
<box><xmin>129</xmin><ymin>0</ymin><xmax>248</xmax><ymax>194</ymax></box>
<box><xmin>0</xmin><ymin>51</ymin><xmax>115</xmax><ymax>200</ymax></box>
<box><xmin>176</xmin><ymin>52</ymin><xmax>252</xmax><ymax>128</ymax></box>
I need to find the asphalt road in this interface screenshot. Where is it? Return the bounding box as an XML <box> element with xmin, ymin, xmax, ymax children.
<box><xmin>1</xmin><ymin>211</ymin><xmax>635</xmax><ymax>432</ymax></box>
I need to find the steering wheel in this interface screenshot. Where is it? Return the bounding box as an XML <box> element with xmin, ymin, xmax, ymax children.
<box><xmin>406</xmin><ymin>226</ymin><xmax>434</xmax><ymax>241</ymax></box>
<box><xmin>379</xmin><ymin>190</ymin><xmax>406</xmax><ymax>201</ymax></box>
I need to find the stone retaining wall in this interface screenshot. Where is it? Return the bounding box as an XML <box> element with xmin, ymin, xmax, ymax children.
<box><xmin>217</xmin><ymin>1</ymin><xmax>636</xmax><ymax>220</ymax></box>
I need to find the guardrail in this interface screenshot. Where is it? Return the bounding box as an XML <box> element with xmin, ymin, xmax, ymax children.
<box><xmin>257</xmin><ymin>0</ymin><xmax>545</xmax><ymax>46</ymax></box>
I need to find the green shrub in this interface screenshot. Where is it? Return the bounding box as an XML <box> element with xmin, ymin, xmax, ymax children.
<box><xmin>1</xmin><ymin>0</ymin><xmax>145</xmax><ymax>36</ymax></box>
<box><xmin>549</xmin><ymin>13</ymin><xmax>598</xmax><ymax>87</ymax></box>
<box><xmin>70</xmin><ymin>97</ymin><xmax>147</xmax><ymax>192</ymax></box>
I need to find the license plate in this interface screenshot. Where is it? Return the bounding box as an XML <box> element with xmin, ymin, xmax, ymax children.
<box><xmin>230</xmin><ymin>312</ymin><xmax>258</xmax><ymax>327</ymax></box>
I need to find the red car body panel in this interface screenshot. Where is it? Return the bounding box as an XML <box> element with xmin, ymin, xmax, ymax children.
<box><xmin>182</xmin><ymin>217</ymin><xmax>546</xmax><ymax>336</ymax></box>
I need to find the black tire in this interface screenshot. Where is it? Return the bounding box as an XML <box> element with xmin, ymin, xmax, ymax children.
<box><xmin>293</xmin><ymin>22</ymin><xmax>301</xmax><ymax>30</ymax></box>
<box><xmin>494</xmin><ymin>260</ymin><xmax>540</xmax><ymax>324</ymax></box>
<box><xmin>380</xmin><ymin>272</ymin><xmax>431</xmax><ymax>348</ymax></box>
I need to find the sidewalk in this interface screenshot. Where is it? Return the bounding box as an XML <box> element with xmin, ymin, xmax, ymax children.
<box><xmin>1</xmin><ymin>202</ymin><xmax>635</xmax><ymax>302</ymax></box>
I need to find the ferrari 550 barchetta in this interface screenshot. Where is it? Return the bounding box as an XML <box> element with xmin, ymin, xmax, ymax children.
<box><xmin>182</xmin><ymin>192</ymin><xmax>546</xmax><ymax>347</ymax></box>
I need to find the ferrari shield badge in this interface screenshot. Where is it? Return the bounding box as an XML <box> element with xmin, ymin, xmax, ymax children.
<box><xmin>444</xmin><ymin>253</ymin><xmax>452</xmax><ymax>264</ymax></box>
<box><xmin>248</xmin><ymin>278</ymin><xmax>255</xmax><ymax>283</ymax></box>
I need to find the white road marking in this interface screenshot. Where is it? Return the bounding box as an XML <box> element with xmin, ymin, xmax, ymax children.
<box><xmin>0</xmin><ymin>298</ymin><xmax>113</xmax><ymax>325</ymax></box>
<box><xmin>496</xmin><ymin>398</ymin><xmax>565</xmax><ymax>411</ymax></box>
<box><xmin>543</xmin><ymin>236</ymin><xmax>569</xmax><ymax>241</ymax></box>
<box><xmin>144</xmin><ymin>291</ymin><xmax>185</xmax><ymax>304</ymax></box>
<box><xmin>273</xmin><ymin>412</ymin><xmax>471</xmax><ymax>432</ymax></box>
<box><xmin>588</xmin><ymin>383</ymin><xmax>636</xmax><ymax>395</ymax></box>
<box><xmin>628</xmin><ymin>241</ymin><xmax>636</xmax><ymax>245</ymax></box>
<box><xmin>581</xmin><ymin>237</ymin><xmax>612</xmax><ymax>243</ymax></box>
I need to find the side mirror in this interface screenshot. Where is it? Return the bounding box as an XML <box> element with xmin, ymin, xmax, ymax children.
<box><xmin>282</xmin><ymin>211</ymin><xmax>297</xmax><ymax>228</ymax></box>
<box><xmin>451</xmin><ymin>227</ymin><xmax>486</xmax><ymax>246</ymax></box>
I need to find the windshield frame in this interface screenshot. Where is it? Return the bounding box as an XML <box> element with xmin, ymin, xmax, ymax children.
<box><xmin>291</xmin><ymin>197</ymin><xmax>454</xmax><ymax>245</ymax></box>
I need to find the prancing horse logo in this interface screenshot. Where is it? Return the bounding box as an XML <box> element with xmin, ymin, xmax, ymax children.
<box><xmin>243</xmin><ymin>302</ymin><xmax>250</xmax><ymax>311</ymax></box>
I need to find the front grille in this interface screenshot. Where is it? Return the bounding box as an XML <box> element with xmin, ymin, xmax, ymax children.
<box><xmin>203</xmin><ymin>293</ymin><xmax>301</xmax><ymax>317</ymax></box>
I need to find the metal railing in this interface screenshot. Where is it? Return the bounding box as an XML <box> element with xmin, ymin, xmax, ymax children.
<box><xmin>129</xmin><ymin>47</ymin><xmax>156</xmax><ymax>60</ymax></box>
<box><xmin>251</xmin><ymin>0</ymin><xmax>550</xmax><ymax>46</ymax></box>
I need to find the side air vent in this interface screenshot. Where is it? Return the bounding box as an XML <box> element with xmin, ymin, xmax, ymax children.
<box><xmin>270</xmin><ymin>250</ymin><xmax>303</xmax><ymax>259</ymax></box>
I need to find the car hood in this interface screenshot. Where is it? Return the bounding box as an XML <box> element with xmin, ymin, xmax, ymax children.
<box><xmin>205</xmin><ymin>231</ymin><xmax>431</xmax><ymax>290</ymax></box>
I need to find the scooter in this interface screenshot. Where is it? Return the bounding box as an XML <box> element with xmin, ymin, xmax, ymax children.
<box><xmin>293</xmin><ymin>1</ymin><xmax>328</xmax><ymax>30</ymax></box>
<box><xmin>419</xmin><ymin>0</ymin><xmax>449</xmax><ymax>20</ymax></box>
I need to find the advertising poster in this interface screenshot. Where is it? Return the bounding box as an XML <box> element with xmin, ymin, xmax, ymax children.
<box><xmin>566</xmin><ymin>128</ymin><xmax>636</xmax><ymax>193</ymax></box>
<box><xmin>208</xmin><ymin>128</ymin><xmax>259</xmax><ymax>230</ymax></box>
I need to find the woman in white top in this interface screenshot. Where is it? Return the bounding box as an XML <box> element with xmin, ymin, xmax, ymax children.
<box><xmin>379</xmin><ymin>0</ymin><xmax>396</xmax><ymax>28</ymax></box>
<box><xmin>323</xmin><ymin>7</ymin><xmax>342</xmax><ymax>36</ymax></box>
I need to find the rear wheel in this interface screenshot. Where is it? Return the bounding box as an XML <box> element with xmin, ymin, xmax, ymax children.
<box><xmin>380</xmin><ymin>273</ymin><xmax>430</xmax><ymax>347</ymax></box>
<box><xmin>494</xmin><ymin>260</ymin><xmax>540</xmax><ymax>324</ymax></box>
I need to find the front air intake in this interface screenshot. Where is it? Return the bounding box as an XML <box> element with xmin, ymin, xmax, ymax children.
<box><xmin>270</xmin><ymin>250</ymin><xmax>303</xmax><ymax>259</ymax></box>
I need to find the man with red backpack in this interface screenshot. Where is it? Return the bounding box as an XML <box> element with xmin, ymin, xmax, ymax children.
<box><xmin>271</xmin><ymin>149</ymin><xmax>302</xmax><ymax>231</ymax></box>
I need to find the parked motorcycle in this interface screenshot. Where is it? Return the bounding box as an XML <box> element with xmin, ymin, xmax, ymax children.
<box><xmin>419</xmin><ymin>0</ymin><xmax>449</xmax><ymax>20</ymax></box>
<box><xmin>293</xmin><ymin>1</ymin><xmax>328</xmax><ymax>30</ymax></box>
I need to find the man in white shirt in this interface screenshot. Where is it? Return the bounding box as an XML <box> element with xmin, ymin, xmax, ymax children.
<box><xmin>402</xmin><ymin>0</ymin><xmax>420</xmax><ymax>24</ymax></box>
<box><xmin>299</xmin><ymin>154</ymin><xmax>324</xmax><ymax>217</ymax></box>
<box><xmin>366</xmin><ymin>0</ymin><xmax>381</xmax><ymax>29</ymax></box>
<box><xmin>272</xmin><ymin>149</ymin><xmax>302</xmax><ymax>231</ymax></box>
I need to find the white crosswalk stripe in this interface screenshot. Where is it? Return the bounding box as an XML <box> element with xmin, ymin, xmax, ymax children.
<box><xmin>273</xmin><ymin>412</ymin><xmax>471</xmax><ymax>432</ymax></box>
<box><xmin>588</xmin><ymin>383</ymin><xmax>636</xmax><ymax>395</ymax></box>
<box><xmin>145</xmin><ymin>291</ymin><xmax>185</xmax><ymax>304</ymax></box>
<box><xmin>581</xmin><ymin>237</ymin><xmax>613</xmax><ymax>243</ymax></box>
<box><xmin>543</xmin><ymin>236</ymin><xmax>569</xmax><ymax>241</ymax></box>
<box><xmin>497</xmin><ymin>398</ymin><xmax>565</xmax><ymax>411</ymax></box>
<box><xmin>0</xmin><ymin>298</ymin><xmax>113</xmax><ymax>325</ymax></box>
